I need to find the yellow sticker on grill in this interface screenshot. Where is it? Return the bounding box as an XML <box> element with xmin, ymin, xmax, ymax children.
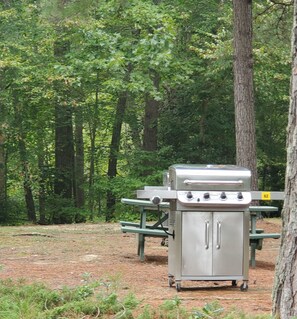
<box><xmin>261</xmin><ymin>192</ymin><xmax>271</xmax><ymax>200</ymax></box>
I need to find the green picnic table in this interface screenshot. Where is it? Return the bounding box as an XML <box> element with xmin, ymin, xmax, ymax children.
<box><xmin>120</xmin><ymin>198</ymin><xmax>169</xmax><ymax>261</ymax></box>
<box><xmin>249</xmin><ymin>206</ymin><xmax>280</xmax><ymax>268</ymax></box>
<box><xmin>120</xmin><ymin>199</ymin><xmax>281</xmax><ymax>265</ymax></box>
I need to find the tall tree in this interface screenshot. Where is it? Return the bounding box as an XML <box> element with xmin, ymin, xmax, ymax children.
<box><xmin>13</xmin><ymin>93</ymin><xmax>36</xmax><ymax>222</ymax></box>
<box><xmin>0</xmin><ymin>75</ymin><xmax>7</xmax><ymax>219</ymax></box>
<box><xmin>233</xmin><ymin>0</ymin><xmax>258</xmax><ymax>190</ymax></box>
<box><xmin>53</xmin><ymin>26</ymin><xmax>74</xmax><ymax>201</ymax></box>
<box><xmin>54</xmin><ymin>93</ymin><xmax>75</xmax><ymax>200</ymax></box>
<box><xmin>142</xmin><ymin>71</ymin><xmax>160</xmax><ymax>175</ymax></box>
<box><xmin>106</xmin><ymin>89</ymin><xmax>129</xmax><ymax>221</ymax></box>
<box><xmin>0</xmin><ymin>128</ymin><xmax>5</xmax><ymax>218</ymax></box>
<box><xmin>74</xmin><ymin>105</ymin><xmax>85</xmax><ymax>208</ymax></box>
<box><xmin>272</xmin><ymin>1</ymin><xmax>297</xmax><ymax>316</ymax></box>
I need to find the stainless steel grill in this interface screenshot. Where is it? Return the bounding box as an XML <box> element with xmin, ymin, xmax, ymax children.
<box><xmin>137</xmin><ymin>164</ymin><xmax>252</xmax><ymax>291</ymax></box>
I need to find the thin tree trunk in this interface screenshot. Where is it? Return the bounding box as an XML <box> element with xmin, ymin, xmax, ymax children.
<box><xmin>233</xmin><ymin>0</ymin><xmax>258</xmax><ymax>191</ymax></box>
<box><xmin>0</xmin><ymin>131</ymin><xmax>6</xmax><ymax>220</ymax></box>
<box><xmin>125</xmin><ymin>110</ymin><xmax>142</xmax><ymax>148</ymax></box>
<box><xmin>143</xmin><ymin>72</ymin><xmax>160</xmax><ymax>152</ymax></box>
<box><xmin>88</xmin><ymin>72</ymin><xmax>100</xmax><ymax>216</ymax></box>
<box><xmin>0</xmin><ymin>74</ymin><xmax>8</xmax><ymax>220</ymax></box>
<box><xmin>53</xmin><ymin>33</ymin><xmax>74</xmax><ymax>200</ymax></box>
<box><xmin>106</xmin><ymin>91</ymin><xmax>128</xmax><ymax>221</ymax></box>
<box><xmin>18</xmin><ymin>139</ymin><xmax>36</xmax><ymax>222</ymax></box>
<box><xmin>141</xmin><ymin>71</ymin><xmax>160</xmax><ymax>176</ymax></box>
<box><xmin>272</xmin><ymin>2</ymin><xmax>297</xmax><ymax>316</ymax></box>
<box><xmin>54</xmin><ymin>103</ymin><xmax>74</xmax><ymax>199</ymax></box>
<box><xmin>13</xmin><ymin>97</ymin><xmax>36</xmax><ymax>222</ymax></box>
<box><xmin>38</xmin><ymin>153</ymin><xmax>46</xmax><ymax>224</ymax></box>
<box><xmin>74</xmin><ymin>106</ymin><xmax>85</xmax><ymax>208</ymax></box>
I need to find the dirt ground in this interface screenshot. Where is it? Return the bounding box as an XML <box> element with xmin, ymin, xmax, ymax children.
<box><xmin>0</xmin><ymin>218</ymin><xmax>281</xmax><ymax>315</ymax></box>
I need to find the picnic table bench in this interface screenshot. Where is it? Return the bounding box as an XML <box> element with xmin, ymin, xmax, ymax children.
<box><xmin>120</xmin><ymin>199</ymin><xmax>281</xmax><ymax>265</ymax></box>
<box><xmin>120</xmin><ymin>198</ymin><xmax>169</xmax><ymax>261</ymax></box>
<box><xmin>249</xmin><ymin>205</ymin><xmax>280</xmax><ymax>267</ymax></box>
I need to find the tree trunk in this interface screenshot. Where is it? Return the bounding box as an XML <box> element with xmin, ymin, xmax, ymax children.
<box><xmin>233</xmin><ymin>0</ymin><xmax>258</xmax><ymax>191</ymax></box>
<box><xmin>0</xmin><ymin>131</ymin><xmax>6</xmax><ymax>220</ymax></box>
<box><xmin>88</xmin><ymin>71</ymin><xmax>100</xmax><ymax>216</ymax></box>
<box><xmin>125</xmin><ymin>110</ymin><xmax>142</xmax><ymax>148</ymax></box>
<box><xmin>141</xmin><ymin>71</ymin><xmax>160</xmax><ymax>176</ymax></box>
<box><xmin>53</xmin><ymin>34</ymin><xmax>75</xmax><ymax>200</ymax></box>
<box><xmin>143</xmin><ymin>72</ymin><xmax>160</xmax><ymax>152</ymax></box>
<box><xmin>18</xmin><ymin>137</ymin><xmax>36</xmax><ymax>222</ymax></box>
<box><xmin>0</xmin><ymin>73</ymin><xmax>7</xmax><ymax>220</ymax></box>
<box><xmin>54</xmin><ymin>103</ymin><xmax>75</xmax><ymax>199</ymax></box>
<box><xmin>38</xmin><ymin>153</ymin><xmax>47</xmax><ymax>224</ymax></box>
<box><xmin>74</xmin><ymin>106</ymin><xmax>85</xmax><ymax>208</ymax></box>
<box><xmin>106</xmin><ymin>91</ymin><xmax>128</xmax><ymax>221</ymax></box>
<box><xmin>272</xmin><ymin>2</ymin><xmax>297</xmax><ymax>316</ymax></box>
<box><xmin>13</xmin><ymin>97</ymin><xmax>36</xmax><ymax>222</ymax></box>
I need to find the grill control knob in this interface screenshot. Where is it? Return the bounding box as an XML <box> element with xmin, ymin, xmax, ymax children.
<box><xmin>186</xmin><ymin>191</ymin><xmax>193</xmax><ymax>199</ymax></box>
<box><xmin>204</xmin><ymin>192</ymin><xmax>210</xmax><ymax>200</ymax></box>
<box><xmin>151</xmin><ymin>196</ymin><xmax>162</xmax><ymax>205</ymax></box>
<box><xmin>220</xmin><ymin>192</ymin><xmax>227</xmax><ymax>200</ymax></box>
<box><xmin>237</xmin><ymin>192</ymin><xmax>243</xmax><ymax>200</ymax></box>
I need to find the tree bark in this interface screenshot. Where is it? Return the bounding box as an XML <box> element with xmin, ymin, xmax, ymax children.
<box><xmin>18</xmin><ymin>137</ymin><xmax>36</xmax><ymax>222</ymax></box>
<box><xmin>0</xmin><ymin>131</ymin><xmax>6</xmax><ymax>219</ymax></box>
<box><xmin>88</xmin><ymin>71</ymin><xmax>100</xmax><ymax>216</ymax></box>
<box><xmin>38</xmin><ymin>153</ymin><xmax>47</xmax><ymax>224</ymax></box>
<box><xmin>0</xmin><ymin>70</ymin><xmax>8</xmax><ymax>220</ymax></box>
<box><xmin>13</xmin><ymin>97</ymin><xmax>36</xmax><ymax>223</ymax></box>
<box><xmin>53</xmin><ymin>34</ymin><xmax>75</xmax><ymax>200</ymax></box>
<box><xmin>74</xmin><ymin>106</ymin><xmax>85</xmax><ymax>208</ymax></box>
<box><xmin>106</xmin><ymin>91</ymin><xmax>128</xmax><ymax>221</ymax></box>
<box><xmin>141</xmin><ymin>71</ymin><xmax>160</xmax><ymax>176</ymax></box>
<box><xmin>233</xmin><ymin>0</ymin><xmax>258</xmax><ymax>191</ymax></box>
<box><xmin>272</xmin><ymin>2</ymin><xmax>297</xmax><ymax>316</ymax></box>
<box><xmin>54</xmin><ymin>103</ymin><xmax>75</xmax><ymax>199</ymax></box>
<box><xmin>143</xmin><ymin>72</ymin><xmax>160</xmax><ymax>152</ymax></box>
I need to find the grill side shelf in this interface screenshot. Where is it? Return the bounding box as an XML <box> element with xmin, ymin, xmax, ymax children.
<box><xmin>137</xmin><ymin>190</ymin><xmax>177</xmax><ymax>200</ymax></box>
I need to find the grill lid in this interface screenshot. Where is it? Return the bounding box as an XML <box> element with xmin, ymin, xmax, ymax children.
<box><xmin>169</xmin><ymin>164</ymin><xmax>251</xmax><ymax>191</ymax></box>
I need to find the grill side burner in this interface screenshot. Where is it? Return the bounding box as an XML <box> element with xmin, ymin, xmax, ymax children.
<box><xmin>137</xmin><ymin>164</ymin><xmax>252</xmax><ymax>291</ymax></box>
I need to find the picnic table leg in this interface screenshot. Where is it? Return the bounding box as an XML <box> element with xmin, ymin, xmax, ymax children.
<box><xmin>138</xmin><ymin>234</ymin><xmax>145</xmax><ymax>261</ymax></box>
<box><xmin>137</xmin><ymin>206</ymin><xmax>146</xmax><ymax>261</ymax></box>
<box><xmin>250</xmin><ymin>213</ymin><xmax>257</xmax><ymax>268</ymax></box>
<box><xmin>250</xmin><ymin>213</ymin><xmax>257</xmax><ymax>234</ymax></box>
<box><xmin>250</xmin><ymin>242</ymin><xmax>257</xmax><ymax>268</ymax></box>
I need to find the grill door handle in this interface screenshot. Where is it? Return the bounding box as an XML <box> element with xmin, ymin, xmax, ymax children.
<box><xmin>183</xmin><ymin>179</ymin><xmax>244</xmax><ymax>186</ymax></box>
<box><xmin>205</xmin><ymin>221</ymin><xmax>210</xmax><ymax>249</ymax></box>
<box><xmin>216</xmin><ymin>221</ymin><xmax>221</xmax><ymax>249</ymax></box>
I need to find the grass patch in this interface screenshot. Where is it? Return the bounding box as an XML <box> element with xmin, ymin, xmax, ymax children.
<box><xmin>0</xmin><ymin>278</ymin><xmax>274</xmax><ymax>319</ymax></box>
<box><xmin>0</xmin><ymin>277</ymin><xmax>138</xmax><ymax>319</ymax></box>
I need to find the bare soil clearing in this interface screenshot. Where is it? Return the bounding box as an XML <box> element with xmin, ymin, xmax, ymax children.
<box><xmin>0</xmin><ymin>218</ymin><xmax>281</xmax><ymax>315</ymax></box>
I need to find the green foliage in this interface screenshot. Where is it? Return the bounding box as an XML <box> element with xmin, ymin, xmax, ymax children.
<box><xmin>0</xmin><ymin>277</ymin><xmax>139</xmax><ymax>319</ymax></box>
<box><xmin>0</xmin><ymin>279</ymin><xmax>277</xmax><ymax>318</ymax></box>
<box><xmin>0</xmin><ymin>0</ymin><xmax>291</xmax><ymax>224</ymax></box>
<box><xmin>192</xmin><ymin>301</ymin><xmax>224</xmax><ymax>318</ymax></box>
<box><xmin>45</xmin><ymin>196</ymin><xmax>88</xmax><ymax>224</ymax></box>
<box><xmin>158</xmin><ymin>296</ymin><xmax>189</xmax><ymax>319</ymax></box>
<box><xmin>0</xmin><ymin>197</ymin><xmax>27</xmax><ymax>225</ymax></box>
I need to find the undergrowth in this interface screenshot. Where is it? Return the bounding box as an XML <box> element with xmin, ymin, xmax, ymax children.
<box><xmin>0</xmin><ymin>277</ymin><xmax>274</xmax><ymax>319</ymax></box>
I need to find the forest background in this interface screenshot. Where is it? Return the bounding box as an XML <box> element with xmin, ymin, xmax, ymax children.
<box><xmin>0</xmin><ymin>0</ymin><xmax>291</xmax><ymax>225</ymax></box>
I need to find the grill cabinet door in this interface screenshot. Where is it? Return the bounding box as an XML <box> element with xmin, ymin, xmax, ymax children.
<box><xmin>212</xmin><ymin>212</ymin><xmax>243</xmax><ymax>276</ymax></box>
<box><xmin>181</xmin><ymin>211</ymin><xmax>244</xmax><ymax>277</ymax></box>
<box><xmin>182</xmin><ymin>212</ymin><xmax>212</xmax><ymax>276</ymax></box>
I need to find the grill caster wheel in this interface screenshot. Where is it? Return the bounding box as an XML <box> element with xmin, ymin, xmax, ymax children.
<box><xmin>232</xmin><ymin>280</ymin><xmax>237</xmax><ymax>287</ymax></box>
<box><xmin>240</xmin><ymin>282</ymin><xmax>248</xmax><ymax>292</ymax></box>
<box><xmin>176</xmin><ymin>282</ymin><xmax>181</xmax><ymax>292</ymax></box>
<box><xmin>168</xmin><ymin>277</ymin><xmax>174</xmax><ymax>287</ymax></box>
